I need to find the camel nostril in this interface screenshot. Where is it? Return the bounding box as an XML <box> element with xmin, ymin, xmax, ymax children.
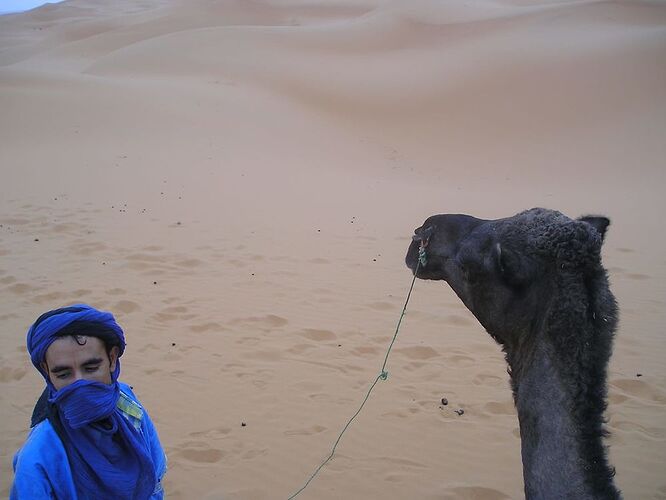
<box><xmin>413</xmin><ymin>225</ymin><xmax>434</xmax><ymax>243</ymax></box>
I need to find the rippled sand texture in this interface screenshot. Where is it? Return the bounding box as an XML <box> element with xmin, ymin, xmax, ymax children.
<box><xmin>1</xmin><ymin>1</ymin><xmax>665</xmax><ymax>498</ymax></box>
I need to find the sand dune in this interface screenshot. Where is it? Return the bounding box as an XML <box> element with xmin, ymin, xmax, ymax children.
<box><xmin>1</xmin><ymin>0</ymin><xmax>665</xmax><ymax>498</ymax></box>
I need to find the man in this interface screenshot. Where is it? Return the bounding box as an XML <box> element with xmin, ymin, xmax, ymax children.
<box><xmin>11</xmin><ymin>304</ymin><xmax>167</xmax><ymax>499</ymax></box>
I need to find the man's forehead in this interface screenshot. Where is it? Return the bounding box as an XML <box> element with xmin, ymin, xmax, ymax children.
<box><xmin>45</xmin><ymin>335</ymin><xmax>106</xmax><ymax>359</ymax></box>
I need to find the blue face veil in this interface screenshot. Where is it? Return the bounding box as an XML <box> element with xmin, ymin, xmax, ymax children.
<box><xmin>27</xmin><ymin>304</ymin><xmax>157</xmax><ymax>499</ymax></box>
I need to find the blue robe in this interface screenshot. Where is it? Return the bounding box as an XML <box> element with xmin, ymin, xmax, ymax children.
<box><xmin>11</xmin><ymin>383</ymin><xmax>167</xmax><ymax>499</ymax></box>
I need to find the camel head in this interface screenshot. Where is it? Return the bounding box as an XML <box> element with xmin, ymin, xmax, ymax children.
<box><xmin>405</xmin><ymin>208</ymin><xmax>611</xmax><ymax>349</ymax></box>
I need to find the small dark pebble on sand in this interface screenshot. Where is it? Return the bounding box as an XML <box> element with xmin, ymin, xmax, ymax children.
<box><xmin>455</xmin><ymin>409</ymin><xmax>464</xmax><ymax>416</ymax></box>
<box><xmin>171</xmin><ymin>342</ymin><xmax>176</xmax><ymax>347</ymax></box>
<box><xmin>241</xmin><ymin>422</ymin><xmax>246</xmax><ymax>427</ymax></box>
<box><xmin>153</xmin><ymin>281</ymin><xmax>158</xmax><ymax>285</ymax></box>
<box><xmin>637</xmin><ymin>373</ymin><xmax>642</xmax><ymax>377</ymax></box>
<box><xmin>441</xmin><ymin>398</ymin><xmax>448</xmax><ymax>406</ymax></box>
<box><xmin>34</xmin><ymin>238</ymin><xmax>39</xmax><ymax>242</ymax></box>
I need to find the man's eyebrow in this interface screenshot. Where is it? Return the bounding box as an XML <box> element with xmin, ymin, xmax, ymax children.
<box><xmin>82</xmin><ymin>357</ymin><xmax>103</xmax><ymax>366</ymax></box>
<box><xmin>50</xmin><ymin>365</ymin><xmax>71</xmax><ymax>374</ymax></box>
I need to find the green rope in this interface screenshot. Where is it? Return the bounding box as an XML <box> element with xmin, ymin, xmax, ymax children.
<box><xmin>288</xmin><ymin>256</ymin><xmax>422</xmax><ymax>499</ymax></box>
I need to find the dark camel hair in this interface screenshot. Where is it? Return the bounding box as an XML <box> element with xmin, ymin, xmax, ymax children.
<box><xmin>405</xmin><ymin>208</ymin><xmax>620</xmax><ymax>499</ymax></box>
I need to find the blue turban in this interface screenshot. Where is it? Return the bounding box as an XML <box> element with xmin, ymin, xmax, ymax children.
<box><xmin>27</xmin><ymin>304</ymin><xmax>126</xmax><ymax>386</ymax></box>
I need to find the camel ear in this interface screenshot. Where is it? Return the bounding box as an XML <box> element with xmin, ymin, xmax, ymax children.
<box><xmin>496</xmin><ymin>243</ymin><xmax>530</xmax><ymax>288</ymax></box>
<box><xmin>578</xmin><ymin>216</ymin><xmax>610</xmax><ymax>243</ymax></box>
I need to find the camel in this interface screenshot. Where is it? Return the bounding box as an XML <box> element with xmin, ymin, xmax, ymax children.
<box><xmin>405</xmin><ymin>208</ymin><xmax>620</xmax><ymax>499</ymax></box>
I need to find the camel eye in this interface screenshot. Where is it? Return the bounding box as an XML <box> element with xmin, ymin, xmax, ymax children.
<box><xmin>459</xmin><ymin>263</ymin><xmax>475</xmax><ymax>283</ymax></box>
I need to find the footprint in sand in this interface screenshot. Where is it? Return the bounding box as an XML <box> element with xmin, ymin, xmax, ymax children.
<box><xmin>445</xmin><ymin>314</ymin><xmax>474</xmax><ymax>326</ymax></box>
<box><xmin>188</xmin><ymin>427</ymin><xmax>232</xmax><ymax>439</ymax></box>
<box><xmin>7</xmin><ymin>283</ymin><xmax>37</xmax><ymax>294</ymax></box>
<box><xmin>1</xmin><ymin>217</ymin><xmax>31</xmax><ymax>226</ymax></box>
<box><xmin>0</xmin><ymin>366</ymin><xmax>27</xmax><ymax>382</ymax></box>
<box><xmin>366</xmin><ymin>301</ymin><xmax>394</xmax><ymax>311</ymax></box>
<box><xmin>473</xmin><ymin>373</ymin><xmax>505</xmax><ymax>387</ymax></box>
<box><xmin>350</xmin><ymin>345</ymin><xmax>381</xmax><ymax>356</ymax></box>
<box><xmin>608</xmin><ymin>267</ymin><xmax>650</xmax><ymax>280</ymax></box>
<box><xmin>298</xmin><ymin>328</ymin><xmax>336</xmax><ymax>341</ymax></box>
<box><xmin>154</xmin><ymin>305</ymin><xmax>193</xmax><ymax>323</ymax></box>
<box><xmin>395</xmin><ymin>345</ymin><xmax>439</xmax><ymax>360</ymax></box>
<box><xmin>137</xmin><ymin>343</ymin><xmax>159</xmax><ymax>354</ymax></box>
<box><xmin>382</xmin><ymin>457</ymin><xmax>428</xmax><ymax>469</ymax></box>
<box><xmin>125</xmin><ymin>253</ymin><xmax>164</xmax><ymax>264</ymax></box>
<box><xmin>50</xmin><ymin>223</ymin><xmax>79</xmax><ymax>234</ymax></box>
<box><xmin>385</xmin><ymin>473</ymin><xmax>413</xmax><ymax>483</ymax></box>
<box><xmin>189</xmin><ymin>322</ymin><xmax>226</xmax><ymax>333</ymax></box>
<box><xmin>483</xmin><ymin>400</ymin><xmax>516</xmax><ymax>416</ymax></box>
<box><xmin>610</xmin><ymin>378</ymin><xmax>666</xmax><ymax>404</ymax></box>
<box><xmin>229</xmin><ymin>315</ymin><xmax>288</xmax><ymax>329</ymax></box>
<box><xmin>241</xmin><ymin>448</ymin><xmax>267</xmax><ymax>460</ymax></box>
<box><xmin>307</xmin><ymin>393</ymin><xmax>329</xmax><ymax>402</ymax></box>
<box><xmin>442</xmin><ymin>486</ymin><xmax>512</xmax><ymax>500</ymax></box>
<box><xmin>234</xmin><ymin>336</ymin><xmax>262</xmax><ymax>346</ymax></box>
<box><xmin>608</xmin><ymin>391</ymin><xmax>629</xmax><ymax>405</ymax></box>
<box><xmin>32</xmin><ymin>291</ymin><xmax>66</xmax><ymax>305</ymax></box>
<box><xmin>173</xmin><ymin>441</ymin><xmax>225</xmax><ymax>463</ymax></box>
<box><xmin>286</xmin><ymin>343</ymin><xmax>316</xmax><ymax>354</ymax></box>
<box><xmin>284</xmin><ymin>425</ymin><xmax>327</xmax><ymax>436</ymax></box>
<box><xmin>113</xmin><ymin>300</ymin><xmax>140</xmax><ymax>314</ymax></box>
<box><xmin>69</xmin><ymin>241</ymin><xmax>108</xmax><ymax>256</ymax></box>
<box><xmin>656</xmin><ymin>484</ymin><xmax>666</xmax><ymax>498</ymax></box>
<box><xmin>402</xmin><ymin>361</ymin><xmax>427</xmax><ymax>372</ymax></box>
<box><xmin>625</xmin><ymin>273</ymin><xmax>650</xmax><ymax>280</ymax></box>
<box><xmin>174</xmin><ymin>258</ymin><xmax>203</xmax><ymax>268</ymax></box>
<box><xmin>445</xmin><ymin>353</ymin><xmax>476</xmax><ymax>366</ymax></box>
<box><xmin>241</xmin><ymin>350</ymin><xmax>283</xmax><ymax>362</ymax></box>
<box><xmin>611</xmin><ymin>420</ymin><xmax>666</xmax><ymax>440</ymax></box>
<box><xmin>163</xmin><ymin>306</ymin><xmax>188</xmax><ymax>313</ymax></box>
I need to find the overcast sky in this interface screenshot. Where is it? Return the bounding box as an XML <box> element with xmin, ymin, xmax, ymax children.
<box><xmin>0</xmin><ymin>0</ymin><xmax>64</xmax><ymax>15</ymax></box>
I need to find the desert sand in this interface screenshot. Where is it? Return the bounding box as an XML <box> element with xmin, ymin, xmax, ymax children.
<box><xmin>1</xmin><ymin>0</ymin><xmax>665</xmax><ymax>498</ymax></box>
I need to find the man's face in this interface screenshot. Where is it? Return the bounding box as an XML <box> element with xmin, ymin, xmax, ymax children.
<box><xmin>41</xmin><ymin>336</ymin><xmax>119</xmax><ymax>391</ymax></box>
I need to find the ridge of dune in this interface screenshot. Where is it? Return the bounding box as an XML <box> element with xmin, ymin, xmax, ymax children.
<box><xmin>1</xmin><ymin>0</ymin><xmax>665</xmax><ymax>499</ymax></box>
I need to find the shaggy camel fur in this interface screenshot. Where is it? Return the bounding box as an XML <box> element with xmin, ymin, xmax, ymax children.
<box><xmin>405</xmin><ymin>208</ymin><xmax>620</xmax><ymax>499</ymax></box>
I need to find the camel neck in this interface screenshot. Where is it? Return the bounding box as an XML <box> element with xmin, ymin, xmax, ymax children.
<box><xmin>510</xmin><ymin>343</ymin><xmax>617</xmax><ymax>500</ymax></box>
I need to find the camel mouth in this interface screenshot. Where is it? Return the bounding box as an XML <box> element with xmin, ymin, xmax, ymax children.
<box><xmin>406</xmin><ymin>240</ymin><xmax>436</xmax><ymax>279</ymax></box>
